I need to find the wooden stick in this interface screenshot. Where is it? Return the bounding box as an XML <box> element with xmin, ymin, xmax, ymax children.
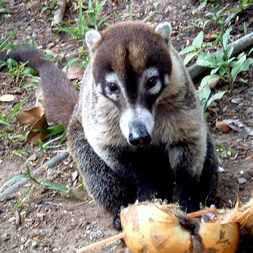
<box><xmin>76</xmin><ymin>232</ymin><xmax>124</xmax><ymax>253</ymax></box>
<box><xmin>187</xmin><ymin>207</ymin><xmax>217</xmax><ymax>219</ymax></box>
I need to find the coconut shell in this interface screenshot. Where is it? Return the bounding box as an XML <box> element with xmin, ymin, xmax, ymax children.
<box><xmin>121</xmin><ymin>202</ymin><xmax>240</xmax><ymax>253</ymax></box>
<box><xmin>121</xmin><ymin>203</ymin><xmax>192</xmax><ymax>253</ymax></box>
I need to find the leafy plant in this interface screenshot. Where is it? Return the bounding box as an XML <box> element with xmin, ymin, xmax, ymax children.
<box><xmin>7</xmin><ymin>168</ymin><xmax>84</xmax><ymax>201</ymax></box>
<box><xmin>0</xmin><ymin>113</ymin><xmax>9</xmax><ymax>126</ymax></box>
<box><xmin>196</xmin><ymin>75</ymin><xmax>225</xmax><ymax>111</ymax></box>
<box><xmin>199</xmin><ymin>0</ymin><xmax>220</xmax><ymax>7</ymax></box>
<box><xmin>38</xmin><ymin>124</ymin><xmax>66</xmax><ymax>150</ymax></box>
<box><xmin>0</xmin><ymin>0</ymin><xmax>8</xmax><ymax>16</ymax></box>
<box><xmin>56</xmin><ymin>0</ymin><xmax>107</xmax><ymax>39</ymax></box>
<box><xmin>197</xmin><ymin>28</ymin><xmax>253</xmax><ymax>88</ymax></box>
<box><xmin>181</xmin><ymin>31</ymin><xmax>204</xmax><ymax>65</ymax></box>
<box><xmin>0</xmin><ymin>33</ymin><xmax>16</xmax><ymax>52</ymax></box>
<box><xmin>0</xmin><ymin>58</ymin><xmax>37</xmax><ymax>83</ymax></box>
<box><xmin>239</xmin><ymin>0</ymin><xmax>253</xmax><ymax>10</ymax></box>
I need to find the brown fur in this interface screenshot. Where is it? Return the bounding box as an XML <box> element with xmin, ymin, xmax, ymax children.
<box><xmin>0</xmin><ymin>47</ymin><xmax>78</xmax><ymax>126</ymax></box>
<box><xmin>93</xmin><ymin>21</ymin><xmax>172</xmax><ymax>81</ymax></box>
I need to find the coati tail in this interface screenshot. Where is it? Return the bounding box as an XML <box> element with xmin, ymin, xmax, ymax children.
<box><xmin>0</xmin><ymin>47</ymin><xmax>78</xmax><ymax>126</ymax></box>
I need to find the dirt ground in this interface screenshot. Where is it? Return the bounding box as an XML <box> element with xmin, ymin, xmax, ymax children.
<box><xmin>0</xmin><ymin>0</ymin><xmax>253</xmax><ymax>252</ymax></box>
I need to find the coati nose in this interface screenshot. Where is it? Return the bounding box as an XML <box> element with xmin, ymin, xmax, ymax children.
<box><xmin>128</xmin><ymin>122</ymin><xmax>151</xmax><ymax>146</ymax></box>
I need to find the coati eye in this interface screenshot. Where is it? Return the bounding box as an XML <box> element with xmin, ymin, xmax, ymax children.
<box><xmin>146</xmin><ymin>76</ymin><xmax>161</xmax><ymax>95</ymax></box>
<box><xmin>107</xmin><ymin>82</ymin><xmax>119</xmax><ymax>93</ymax></box>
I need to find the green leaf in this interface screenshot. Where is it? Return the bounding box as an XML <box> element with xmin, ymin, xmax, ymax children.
<box><xmin>46</xmin><ymin>124</ymin><xmax>65</xmax><ymax>138</ymax></box>
<box><xmin>231</xmin><ymin>56</ymin><xmax>253</xmax><ymax>81</ymax></box>
<box><xmin>227</xmin><ymin>45</ymin><xmax>234</xmax><ymax>58</ymax></box>
<box><xmin>23</xmin><ymin>67</ymin><xmax>37</xmax><ymax>76</ymax></box>
<box><xmin>40</xmin><ymin>180</ymin><xmax>69</xmax><ymax>193</ymax></box>
<box><xmin>6</xmin><ymin>58</ymin><xmax>18</xmax><ymax>69</ymax></box>
<box><xmin>206</xmin><ymin>90</ymin><xmax>226</xmax><ymax>108</ymax></box>
<box><xmin>192</xmin><ymin>31</ymin><xmax>204</xmax><ymax>49</ymax></box>
<box><xmin>197</xmin><ymin>53</ymin><xmax>217</xmax><ymax>68</ymax></box>
<box><xmin>196</xmin><ymin>77</ymin><xmax>211</xmax><ymax>109</ymax></box>
<box><xmin>0</xmin><ymin>114</ymin><xmax>9</xmax><ymax>126</ymax></box>
<box><xmin>222</xmin><ymin>28</ymin><xmax>232</xmax><ymax>50</ymax></box>
<box><xmin>180</xmin><ymin>45</ymin><xmax>195</xmax><ymax>55</ymax></box>
<box><xmin>199</xmin><ymin>74</ymin><xmax>220</xmax><ymax>89</ymax></box>
<box><xmin>210</xmin><ymin>67</ymin><xmax>220</xmax><ymax>75</ymax></box>
<box><xmin>183</xmin><ymin>52</ymin><xmax>197</xmax><ymax>65</ymax></box>
<box><xmin>248</xmin><ymin>47</ymin><xmax>253</xmax><ymax>56</ymax></box>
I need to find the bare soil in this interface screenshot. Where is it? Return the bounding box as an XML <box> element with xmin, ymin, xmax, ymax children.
<box><xmin>0</xmin><ymin>0</ymin><xmax>253</xmax><ymax>252</ymax></box>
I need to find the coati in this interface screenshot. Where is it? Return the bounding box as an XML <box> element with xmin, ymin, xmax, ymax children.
<box><xmin>0</xmin><ymin>21</ymin><xmax>218</xmax><ymax>230</ymax></box>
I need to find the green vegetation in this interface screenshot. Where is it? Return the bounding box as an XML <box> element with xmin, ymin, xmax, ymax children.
<box><xmin>182</xmin><ymin>2</ymin><xmax>253</xmax><ymax>111</ymax></box>
<box><xmin>38</xmin><ymin>124</ymin><xmax>66</xmax><ymax>151</ymax></box>
<box><xmin>0</xmin><ymin>0</ymin><xmax>8</xmax><ymax>14</ymax></box>
<box><xmin>181</xmin><ymin>31</ymin><xmax>205</xmax><ymax>65</ymax></box>
<box><xmin>56</xmin><ymin>0</ymin><xmax>107</xmax><ymax>39</ymax></box>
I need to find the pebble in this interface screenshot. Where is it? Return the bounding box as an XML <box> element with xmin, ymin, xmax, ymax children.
<box><xmin>2</xmin><ymin>233</ymin><xmax>10</xmax><ymax>241</ymax></box>
<box><xmin>85</xmin><ymin>223</ymin><xmax>105</xmax><ymax>241</ymax></box>
<box><xmin>231</xmin><ymin>97</ymin><xmax>242</xmax><ymax>104</ymax></box>
<box><xmin>238</xmin><ymin>177</ymin><xmax>247</xmax><ymax>184</ymax></box>
<box><xmin>218</xmin><ymin>166</ymin><xmax>224</xmax><ymax>173</ymax></box>
<box><xmin>31</xmin><ymin>240</ymin><xmax>38</xmax><ymax>249</ymax></box>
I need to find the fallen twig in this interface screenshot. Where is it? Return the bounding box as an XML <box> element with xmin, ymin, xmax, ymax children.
<box><xmin>0</xmin><ymin>151</ymin><xmax>69</xmax><ymax>201</ymax></box>
<box><xmin>189</xmin><ymin>32</ymin><xmax>253</xmax><ymax>81</ymax></box>
<box><xmin>76</xmin><ymin>232</ymin><xmax>124</xmax><ymax>253</ymax></box>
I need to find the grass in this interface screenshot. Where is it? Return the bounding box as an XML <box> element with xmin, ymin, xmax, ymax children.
<box><xmin>55</xmin><ymin>0</ymin><xmax>107</xmax><ymax>39</ymax></box>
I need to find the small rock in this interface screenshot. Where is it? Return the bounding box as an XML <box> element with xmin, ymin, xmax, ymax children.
<box><xmin>2</xmin><ymin>233</ymin><xmax>10</xmax><ymax>241</ymax></box>
<box><xmin>29</xmin><ymin>153</ymin><xmax>37</xmax><ymax>161</ymax></box>
<box><xmin>31</xmin><ymin>240</ymin><xmax>39</xmax><ymax>249</ymax></box>
<box><xmin>218</xmin><ymin>166</ymin><xmax>224</xmax><ymax>173</ymax></box>
<box><xmin>182</xmin><ymin>5</ymin><xmax>187</xmax><ymax>10</ymax></box>
<box><xmin>36</xmin><ymin>212</ymin><xmax>45</xmax><ymax>220</ymax></box>
<box><xmin>231</xmin><ymin>97</ymin><xmax>242</xmax><ymax>104</ymax></box>
<box><xmin>238</xmin><ymin>177</ymin><xmax>247</xmax><ymax>185</ymax></box>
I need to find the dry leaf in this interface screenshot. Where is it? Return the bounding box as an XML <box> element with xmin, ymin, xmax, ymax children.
<box><xmin>17</xmin><ymin>106</ymin><xmax>45</xmax><ymax>125</ymax></box>
<box><xmin>27</xmin><ymin>114</ymin><xmax>48</xmax><ymax>144</ymax></box>
<box><xmin>16</xmin><ymin>106</ymin><xmax>49</xmax><ymax>144</ymax></box>
<box><xmin>0</xmin><ymin>94</ymin><xmax>16</xmax><ymax>102</ymax></box>
<box><xmin>215</xmin><ymin>120</ymin><xmax>231</xmax><ymax>133</ymax></box>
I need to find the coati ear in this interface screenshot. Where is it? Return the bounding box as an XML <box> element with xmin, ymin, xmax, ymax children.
<box><xmin>85</xmin><ymin>29</ymin><xmax>102</xmax><ymax>54</ymax></box>
<box><xmin>155</xmin><ymin>22</ymin><xmax>172</xmax><ymax>44</ymax></box>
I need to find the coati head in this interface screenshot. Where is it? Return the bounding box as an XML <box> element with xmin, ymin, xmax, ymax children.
<box><xmin>85</xmin><ymin>22</ymin><xmax>172</xmax><ymax>146</ymax></box>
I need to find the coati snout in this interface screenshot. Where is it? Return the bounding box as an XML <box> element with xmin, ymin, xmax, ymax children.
<box><xmin>120</xmin><ymin>107</ymin><xmax>154</xmax><ymax>145</ymax></box>
<box><xmin>128</xmin><ymin>122</ymin><xmax>151</xmax><ymax>146</ymax></box>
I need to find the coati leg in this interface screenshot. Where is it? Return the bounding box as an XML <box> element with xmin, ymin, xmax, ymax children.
<box><xmin>67</xmin><ymin>115</ymin><xmax>136</xmax><ymax>230</ymax></box>
<box><xmin>171</xmin><ymin>134</ymin><xmax>218</xmax><ymax>212</ymax></box>
<box><xmin>198</xmin><ymin>133</ymin><xmax>219</xmax><ymax>206</ymax></box>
